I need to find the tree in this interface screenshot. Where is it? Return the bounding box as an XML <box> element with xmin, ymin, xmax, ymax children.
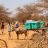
<box><xmin>0</xmin><ymin>5</ymin><xmax>11</xmax><ymax>22</ymax></box>
<box><xmin>15</xmin><ymin>0</ymin><xmax>48</xmax><ymax>23</ymax></box>
<box><xmin>15</xmin><ymin>4</ymin><xmax>43</xmax><ymax>22</ymax></box>
<box><xmin>42</xmin><ymin>0</ymin><xmax>48</xmax><ymax>3</ymax></box>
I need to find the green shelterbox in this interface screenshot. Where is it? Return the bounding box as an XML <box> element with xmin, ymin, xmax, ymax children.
<box><xmin>24</xmin><ymin>20</ymin><xmax>45</xmax><ymax>30</ymax></box>
<box><xmin>31</xmin><ymin>21</ymin><xmax>40</xmax><ymax>29</ymax></box>
<box><xmin>25</xmin><ymin>20</ymin><xmax>40</xmax><ymax>30</ymax></box>
<box><xmin>24</xmin><ymin>20</ymin><xmax>32</xmax><ymax>30</ymax></box>
<box><xmin>39</xmin><ymin>21</ymin><xmax>45</xmax><ymax>28</ymax></box>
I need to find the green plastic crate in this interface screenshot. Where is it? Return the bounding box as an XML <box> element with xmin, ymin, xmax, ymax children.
<box><xmin>25</xmin><ymin>23</ymin><xmax>31</xmax><ymax>30</ymax></box>
<box><xmin>24</xmin><ymin>20</ymin><xmax>33</xmax><ymax>30</ymax></box>
<box><xmin>39</xmin><ymin>21</ymin><xmax>45</xmax><ymax>28</ymax></box>
<box><xmin>31</xmin><ymin>22</ymin><xmax>40</xmax><ymax>29</ymax></box>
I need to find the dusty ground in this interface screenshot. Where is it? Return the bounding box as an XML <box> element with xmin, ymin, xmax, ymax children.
<box><xmin>0</xmin><ymin>25</ymin><xmax>48</xmax><ymax>48</ymax></box>
<box><xmin>0</xmin><ymin>25</ymin><xmax>35</xmax><ymax>48</ymax></box>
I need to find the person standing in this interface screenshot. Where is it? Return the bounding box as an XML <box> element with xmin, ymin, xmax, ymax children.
<box><xmin>1</xmin><ymin>21</ymin><xmax>4</xmax><ymax>34</ymax></box>
<box><xmin>15</xmin><ymin>21</ymin><xmax>19</xmax><ymax>31</ymax></box>
<box><xmin>8</xmin><ymin>22</ymin><xmax>11</xmax><ymax>39</ymax></box>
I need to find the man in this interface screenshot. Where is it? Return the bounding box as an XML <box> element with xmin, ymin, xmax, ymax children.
<box><xmin>1</xmin><ymin>21</ymin><xmax>4</xmax><ymax>34</ymax></box>
<box><xmin>15</xmin><ymin>21</ymin><xmax>19</xmax><ymax>31</ymax></box>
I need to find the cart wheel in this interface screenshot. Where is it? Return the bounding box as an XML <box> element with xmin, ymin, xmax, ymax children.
<box><xmin>0</xmin><ymin>39</ymin><xmax>8</xmax><ymax>48</ymax></box>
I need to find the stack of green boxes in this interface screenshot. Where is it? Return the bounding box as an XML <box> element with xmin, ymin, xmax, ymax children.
<box><xmin>24</xmin><ymin>20</ymin><xmax>45</xmax><ymax>30</ymax></box>
<box><xmin>25</xmin><ymin>20</ymin><xmax>40</xmax><ymax>30</ymax></box>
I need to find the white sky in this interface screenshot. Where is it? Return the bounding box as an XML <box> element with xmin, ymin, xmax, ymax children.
<box><xmin>0</xmin><ymin>0</ymin><xmax>41</xmax><ymax>11</ymax></box>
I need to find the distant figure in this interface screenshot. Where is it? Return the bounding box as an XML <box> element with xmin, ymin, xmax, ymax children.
<box><xmin>16</xmin><ymin>22</ymin><xmax>19</xmax><ymax>28</ymax></box>
<box><xmin>8</xmin><ymin>22</ymin><xmax>11</xmax><ymax>39</ymax></box>
<box><xmin>1</xmin><ymin>21</ymin><xmax>4</xmax><ymax>34</ymax></box>
<box><xmin>15</xmin><ymin>21</ymin><xmax>19</xmax><ymax>31</ymax></box>
<box><xmin>22</xmin><ymin>19</ymin><xmax>25</xmax><ymax>24</ymax></box>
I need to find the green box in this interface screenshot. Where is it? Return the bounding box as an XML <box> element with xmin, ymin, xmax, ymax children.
<box><xmin>24</xmin><ymin>20</ymin><xmax>40</xmax><ymax>30</ymax></box>
<box><xmin>39</xmin><ymin>21</ymin><xmax>45</xmax><ymax>28</ymax></box>
<box><xmin>25</xmin><ymin>23</ymin><xmax>31</xmax><ymax>30</ymax></box>
<box><xmin>31</xmin><ymin>21</ymin><xmax>40</xmax><ymax>29</ymax></box>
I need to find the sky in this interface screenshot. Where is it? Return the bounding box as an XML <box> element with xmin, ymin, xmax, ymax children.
<box><xmin>0</xmin><ymin>0</ymin><xmax>41</xmax><ymax>17</ymax></box>
<box><xmin>0</xmin><ymin>0</ymin><xmax>41</xmax><ymax>11</ymax></box>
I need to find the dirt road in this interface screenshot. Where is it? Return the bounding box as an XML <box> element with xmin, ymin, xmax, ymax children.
<box><xmin>0</xmin><ymin>26</ymin><xmax>35</xmax><ymax>48</ymax></box>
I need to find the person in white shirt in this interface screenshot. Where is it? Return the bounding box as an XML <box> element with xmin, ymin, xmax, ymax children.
<box><xmin>8</xmin><ymin>22</ymin><xmax>11</xmax><ymax>39</ymax></box>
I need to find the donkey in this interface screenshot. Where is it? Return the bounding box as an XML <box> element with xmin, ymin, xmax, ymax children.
<box><xmin>15</xmin><ymin>29</ymin><xmax>27</xmax><ymax>39</ymax></box>
<box><xmin>11</xmin><ymin>25</ymin><xmax>28</xmax><ymax>39</ymax></box>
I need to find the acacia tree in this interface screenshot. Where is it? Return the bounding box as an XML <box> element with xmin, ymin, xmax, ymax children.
<box><xmin>15</xmin><ymin>4</ymin><xmax>43</xmax><ymax>23</ymax></box>
<box><xmin>15</xmin><ymin>0</ymin><xmax>48</xmax><ymax>23</ymax></box>
<box><xmin>42</xmin><ymin>0</ymin><xmax>48</xmax><ymax>3</ymax></box>
<box><xmin>0</xmin><ymin>5</ymin><xmax>11</xmax><ymax>22</ymax></box>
